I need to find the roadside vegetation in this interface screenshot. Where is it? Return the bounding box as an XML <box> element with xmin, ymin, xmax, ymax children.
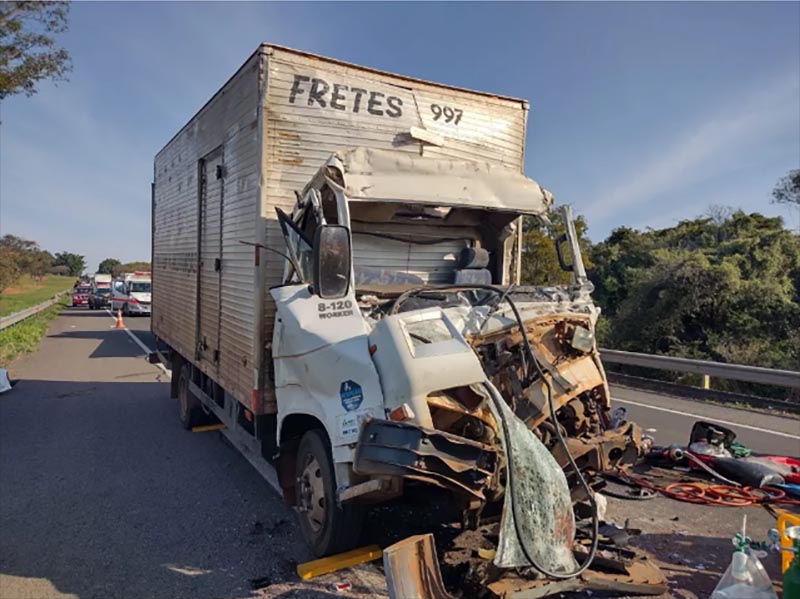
<box><xmin>0</xmin><ymin>296</ymin><xmax>69</xmax><ymax>367</ymax></box>
<box><xmin>1</xmin><ymin>234</ymin><xmax>85</xmax><ymax>293</ymax></box>
<box><xmin>0</xmin><ymin>275</ymin><xmax>76</xmax><ymax>317</ymax></box>
<box><xmin>97</xmin><ymin>258</ymin><xmax>151</xmax><ymax>276</ymax></box>
<box><xmin>523</xmin><ymin>171</ymin><xmax>800</xmax><ymax>401</ymax></box>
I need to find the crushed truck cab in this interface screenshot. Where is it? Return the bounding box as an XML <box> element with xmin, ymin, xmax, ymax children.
<box><xmin>268</xmin><ymin>148</ymin><xmax>641</xmax><ymax>541</ymax></box>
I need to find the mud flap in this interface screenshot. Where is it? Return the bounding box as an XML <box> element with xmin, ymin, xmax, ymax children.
<box><xmin>383</xmin><ymin>534</ymin><xmax>456</xmax><ymax>599</ymax></box>
<box><xmin>487</xmin><ymin>385</ymin><xmax>577</xmax><ymax>573</ymax></box>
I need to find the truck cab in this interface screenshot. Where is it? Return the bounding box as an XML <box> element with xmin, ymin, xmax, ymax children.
<box><xmin>269</xmin><ymin>149</ymin><xmax>641</xmax><ymax>556</ymax></box>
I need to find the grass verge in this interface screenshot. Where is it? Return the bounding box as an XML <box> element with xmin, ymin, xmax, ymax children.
<box><xmin>0</xmin><ymin>296</ymin><xmax>69</xmax><ymax>367</ymax></box>
<box><xmin>0</xmin><ymin>275</ymin><xmax>77</xmax><ymax>317</ymax></box>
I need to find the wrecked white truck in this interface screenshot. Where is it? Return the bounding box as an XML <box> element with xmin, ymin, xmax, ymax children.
<box><xmin>151</xmin><ymin>45</ymin><xmax>643</xmax><ymax>571</ymax></box>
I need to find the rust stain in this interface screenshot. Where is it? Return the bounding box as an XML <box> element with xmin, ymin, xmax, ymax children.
<box><xmin>278</xmin><ymin>131</ymin><xmax>301</xmax><ymax>140</ymax></box>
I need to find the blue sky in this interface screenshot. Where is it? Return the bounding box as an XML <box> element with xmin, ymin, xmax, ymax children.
<box><xmin>2</xmin><ymin>1</ymin><xmax>798</xmax><ymax>271</ymax></box>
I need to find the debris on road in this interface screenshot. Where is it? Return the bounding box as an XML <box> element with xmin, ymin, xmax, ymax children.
<box><xmin>297</xmin><ymin>545</ymin><xmax>382</xmax><ymax>580</ymax></box>
<box><xmin>0</xmin><ymin>368</ymin><xmax>11</xmax><ymax>393</ymax></box>
<box><xmin>710</xmin><ymin>516</ymin><xmax>778</xmax><ymax>599</ymax></box>
<box><xmin>191</xmin><ymin>422</ymin><xmax>226</xmax><ymax>433</ymax></box>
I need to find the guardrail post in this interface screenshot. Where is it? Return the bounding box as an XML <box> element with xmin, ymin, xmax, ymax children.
<box><xmin>702</xmin><ymin>374</ymin><xmax>710</xmax><ymax>389</ymax></box>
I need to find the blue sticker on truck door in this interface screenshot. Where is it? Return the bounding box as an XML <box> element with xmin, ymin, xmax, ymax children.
<box><xmin>340</xmin><ymin>380</ymin><xmax>363</xmax><ymax>412</ymax></box>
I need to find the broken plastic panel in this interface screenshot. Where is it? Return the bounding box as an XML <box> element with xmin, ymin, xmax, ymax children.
<box><xmin>487</xmin><ymin>384</ymin><xmax>577</xmax><ymax>572</ymax></box>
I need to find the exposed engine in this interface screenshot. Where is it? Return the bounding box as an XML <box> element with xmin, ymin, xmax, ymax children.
<box><xmin>359</xmin><ymin>285</ymin><xmax>644</xmax><ymax>505</ymax></box>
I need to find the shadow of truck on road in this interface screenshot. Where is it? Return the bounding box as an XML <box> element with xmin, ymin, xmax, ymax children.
<box><xmin>0</xmin><ymin>378</ymin><xmax>311</xmax><ymax>599</ymax></box>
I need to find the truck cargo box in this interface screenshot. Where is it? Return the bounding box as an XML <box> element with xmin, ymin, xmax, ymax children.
<box><xmin>152</xmin><ymin>44</ymin><xmax>530</xmax><ymax>414</ymax></box>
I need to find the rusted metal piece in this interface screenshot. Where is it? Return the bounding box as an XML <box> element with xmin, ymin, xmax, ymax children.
<box><xmin>549</xmin><ymin>422</ymin><xmax>643</xmax><ymax>473</ymax></box>
<box><xmin>383</xmin><ymin>534</ymin><xmax>457</xmax><ymax>599</ymax></box>
<box><xmin>472</xmin><ymin>311</ymin><xmax>644</xmax><ymax>478</ymax></box>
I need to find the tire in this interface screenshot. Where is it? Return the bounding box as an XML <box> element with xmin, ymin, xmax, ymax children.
<box><xmin>295</xmin><ymin>429</ymin><xmax>364</xmax><ymax>557</ymax></box>
<box><xmin>122</xmin><ymin>303</ymin><xmax>129</xmax><ymax>317</ymax></box>
<box><xmin>177</xmin><ymin>365</ymin><xmax>202</xmax><ymax>430</ymax></box>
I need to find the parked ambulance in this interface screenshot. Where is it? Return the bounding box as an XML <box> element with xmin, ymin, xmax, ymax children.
<box><xmin>111</xmin><ymin>272</ymin><xmax>152</xmax><ymax>316</ymax></box>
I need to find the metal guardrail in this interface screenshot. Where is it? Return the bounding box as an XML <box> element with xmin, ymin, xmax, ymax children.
<box><xmin>600</xmin><ymin>348</ymin><xmax>800</xmax><ymax>389</ymax></box>
<box><xmin>0</xmin><ymin>292</ymin><xmax>69</xmax><ymax>331</ymax></box>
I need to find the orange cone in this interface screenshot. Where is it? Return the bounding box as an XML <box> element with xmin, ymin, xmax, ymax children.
<box><xmin>115</xmin><ymin>309</ymin><xmax>125</xmax><ymax>329</ymax></box>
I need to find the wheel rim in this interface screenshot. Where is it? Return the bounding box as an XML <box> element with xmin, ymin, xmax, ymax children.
<box><xmin>299</xmin><ymin>453</ymin><xmax>326</xmax><ymax>533</ymax></box>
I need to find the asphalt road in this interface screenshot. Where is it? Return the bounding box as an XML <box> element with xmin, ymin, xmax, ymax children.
<box><xmin>0</xmin><ymin>308</ymin><xmax>327</xmax><ymax>599</ymax></box>
<box><xmin>612</xmin><ymin>386</ymin><xmax>799</xmax><ymax>457</ymax></box>
<box><xmin>1</xmin><ymin>308</ymin><xmax>797</xmax><ymax>599</ymax></box>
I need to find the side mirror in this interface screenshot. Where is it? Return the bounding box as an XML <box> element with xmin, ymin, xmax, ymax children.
<box><xmin>555</xmin><ymin>233</ymin><xmax>574</xmax><ymax>272</ymax></box>
<box><xmin>312</xmin><ymin>225</ymin><xmax>352</xmax><ymax>299</ymax></box>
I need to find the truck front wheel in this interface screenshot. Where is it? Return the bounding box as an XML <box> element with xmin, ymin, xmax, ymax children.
<box><xmin>295</xmin><ymin>429</ymin><xmax>364</xmax><ymax>557</ymax></box>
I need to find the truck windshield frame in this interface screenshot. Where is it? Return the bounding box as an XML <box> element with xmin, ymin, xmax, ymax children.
<box><xmin>276</xmin><ymin>207</ymin><xmax>314</xmax><ymax>284</ymax></box>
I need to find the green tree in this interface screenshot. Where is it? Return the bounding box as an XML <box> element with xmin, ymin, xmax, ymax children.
<box><xmin>97</xmin><ymin>258</ymin><xmax>121</xmax><ymax>275</ymax></box>
<box><xmin>53</xmin><ymin>251</ymin><xmax>85</xmax><ymax>277</ymax></box>
<box><xmin>0</xmin><ymin>1</ymin><xmax>72</xmax><ymax>99</ymax></box>
<box><xmin>0</xmin><ymin>247</ymin><xmax>21</xmax><ymax>291</ymax></box>
<box><xmin>521</xmin><ymin>211</ymin><xmax>593</xmax><ymax>286</ymax></box>
<box><xmin>111</xmin><ymin>261</ymin><xmax>150</xmax><ymax>276</ymax></box>
<box><xmin>47</xmin><ymin>264</ymin><xmax>69</xmax><ymax>276</ymax></box>
<box><xmin>772</xmin><ymin>169</ymin><xmax>800</xmax><ymax>207</ymax></box>
<box><xmin>592</xmin><ymin>210</ymin><xmax>800</xmax><ymax>398</ymax></box>
<box><xmin>773</xmin><ymin>169</ymin><xmax>800</xmax><ymax>234</ymax></box>
<box><xmin>26</xmin><ymin>249</ymin><xmax>54</xmax><ymax>278</ymax></box>
<box><xmin>0</xmin><ymin>234</ymin><xmax>53</xmax><ymax>288</ymax></box>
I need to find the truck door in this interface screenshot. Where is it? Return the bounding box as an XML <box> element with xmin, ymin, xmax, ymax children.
<box><xmin>270</xmin><ymin>196</ymin><xmax>384</xmax><ymax>448</ymax></box>
<box><xmin>196</xmin><ymin>147</ymin><xmax>224</xmax><ymax>367</ymax></box>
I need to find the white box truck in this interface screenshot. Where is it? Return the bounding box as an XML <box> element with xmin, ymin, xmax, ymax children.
<box><xmin>152</xmin><ymin>45</ymin><xmax>641</xmax><ymax>560</ymax></box>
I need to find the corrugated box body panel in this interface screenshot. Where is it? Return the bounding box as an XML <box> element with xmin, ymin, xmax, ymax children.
<box><xmin>260</xmin><ymin>46</ymin><xmax>528</xmax><ymax>348</ymax></box>
<box><xmin>153</xmin><ymin>53</ymin><xmax>261</xmax><ymax>407</ymax></box>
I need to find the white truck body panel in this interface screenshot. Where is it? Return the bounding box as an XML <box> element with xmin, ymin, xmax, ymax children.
<box><xmin>92</xmin><ymin>274</ymin><xmax>112</xmax><ymax>289</ymax></box>
<box><xmin>153</xmin><ymin>44</ymin><xmax>530</xmax><ymax>414</ymax></box>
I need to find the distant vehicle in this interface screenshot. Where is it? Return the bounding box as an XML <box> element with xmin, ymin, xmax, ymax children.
<box><xmin>111</xmin><ymin>272</ymin><xmax>152</xmax><ymax>316</ymax></box>
<box><xmin>71</xmin><ymin>286</ymin><xmax>91</xmax><ymax>307</ymax></box>
<box><xmin>88</xmin><ymin>287</ymin><xmax>112</xmax><ymax>309</ymax></box>
<box><xmin>92</xmin><ymin>273</ymin><xmax>112</xmax><ymax>289</ymax></box>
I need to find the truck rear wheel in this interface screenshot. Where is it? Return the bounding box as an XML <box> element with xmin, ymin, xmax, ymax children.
<box><xmin>295</xmin><ymin>429</ymin><xmax>364</xmax><ymax>557</ymax></box>
<box><xmin>177</xmin><ymin>365</ymin><xmax>202</xmax><ymax>429</ymax></box>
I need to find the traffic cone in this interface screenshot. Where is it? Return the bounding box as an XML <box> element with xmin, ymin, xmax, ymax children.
<box><xmin>115</xmin><ymin>309</ymin><xmax>125</xmax><ymax>329</ymax></box>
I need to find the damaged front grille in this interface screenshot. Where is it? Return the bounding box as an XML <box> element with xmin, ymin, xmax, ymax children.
<box><xmin>353</xmin><ymin>419</ymin><xmax>500</xmax><ymax>501</ymax></box>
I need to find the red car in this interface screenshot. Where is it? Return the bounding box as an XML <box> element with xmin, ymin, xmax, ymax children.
<box><xmin>71</xmin><ymin>286</ymin><xmax>91</xmax><ymax>307</ymax></box>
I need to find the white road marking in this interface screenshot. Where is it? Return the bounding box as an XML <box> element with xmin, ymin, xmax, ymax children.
<box><xmin>105</xmin><ymin>309</ymin><xmax>171</xmax><ymax>379</ymax></box>
<box><xmin>613</xmin><ymin>397</ymin><xmax>800</xmax><ymax>440</ymax></box>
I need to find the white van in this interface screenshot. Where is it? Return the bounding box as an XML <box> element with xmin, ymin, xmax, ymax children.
<box><xmin>111</xmin><ymin>272</ymin><xmax>152</xmax><ymax>316</ymax></box>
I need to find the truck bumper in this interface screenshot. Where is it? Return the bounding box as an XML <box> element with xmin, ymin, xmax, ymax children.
<box><xmin>353</xmin><ymin>419</ymin><xmax>498</xmax><ymax>501</ymax></box>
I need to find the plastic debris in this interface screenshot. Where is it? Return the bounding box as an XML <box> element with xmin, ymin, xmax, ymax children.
<box><xmin>711</xmin><ymin>515</ymin><xmax>777</xmax><ymax>599</ymax></box>
<box><xmin>477</xmin><ymin>547</ymin><xmax>496</xmax><ymax>560</ymax></box>
<box><xmin>0</xmin><ymin>368</ymin><xmax>11</xmax><ymax>394</ymax></box>
<box><xmin>296</xmin><ymin>545</ymin><xmax>382</xmax><ymax>580</ymax></box>
<box><xmin>330</xmin><ymin>580</ymin><xmax>352</xmax><ymax>593</ymax></box>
